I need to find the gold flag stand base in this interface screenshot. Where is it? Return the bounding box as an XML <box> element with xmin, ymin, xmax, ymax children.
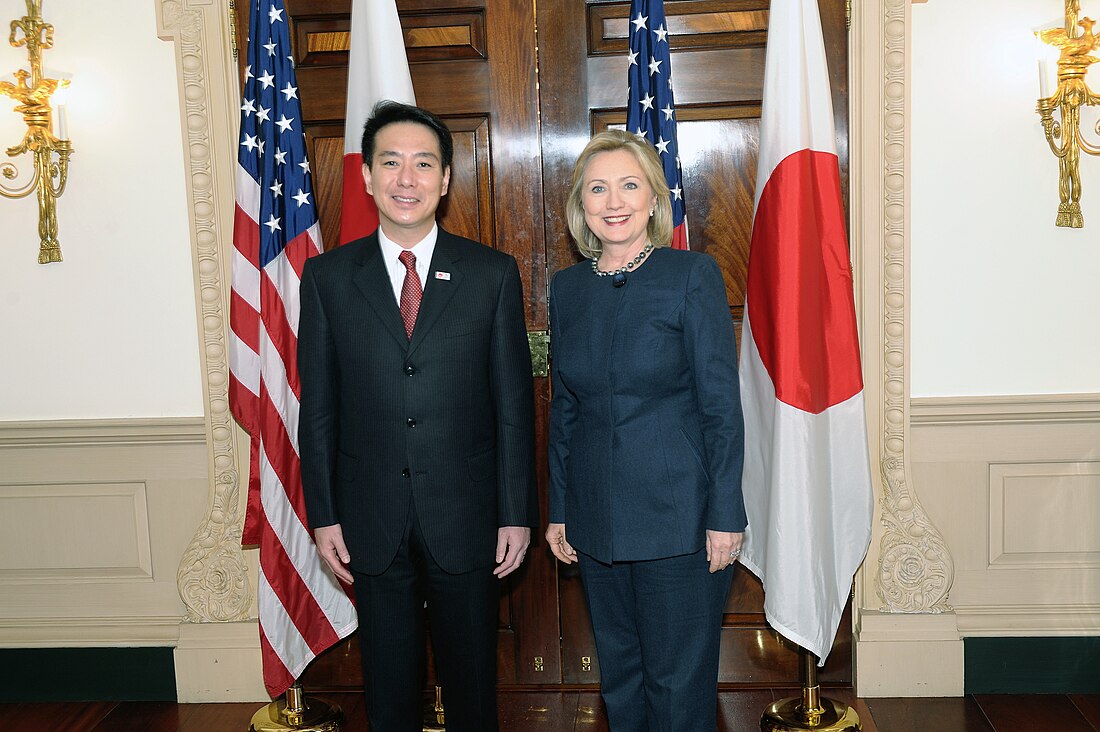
<box><xmin>760</xmin><ymin>647</ymin><xmax>861</xmax><ymax>731</ymax></box>
<box><xmin>422</xmin><ymin>685</ymin><xmax>445</xmax><ymax>731</ymax></box>
<box><xmin>248</xmin><ymin>684</ymin><xmax>345</xmax><ymax>732</ymax></box>
<box><xmin>761</xmin><ymin>695</ymin><xmax>861</xmax><ymax>732</ymax></box>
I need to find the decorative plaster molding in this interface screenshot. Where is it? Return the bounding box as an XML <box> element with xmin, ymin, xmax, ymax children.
<box><xmin>911</xmin><ymin>394</ymin><xmax>1100</xmax><ymax>425</ymax></box>
<box><xmin>0</xmin><ymin>616</ymin><xmax>184</xmax><ymax>648</ymax></box>
<box><xmin>873</xmin><ymin>0</ymin><xmax>954</xmax><ymax>614</ymax></box>
<box><xmin>954</xmin><ymin>604</ymin><xmax>1100</xmax><ymax>636</ymax></box>
<box><xmin>0</xmin><ymin>417</ymin><xmax>205</xmax><ymax>447</ymax></box>
<box><xmin>156</xmin><ymin>0</ymin><xmax>252</xmax><ymax>625</ymax></box>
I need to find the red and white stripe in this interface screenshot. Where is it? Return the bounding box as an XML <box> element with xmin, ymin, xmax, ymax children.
<box><xmin>338</xmin><ymin>0</ymin><xmax>416</xmax><ymax>245</ymax></box>
<box><xmin>738</xmin><ymin>0</ymin><xmax>874</xmax><ymax>663</ymax></box>
<box><xmin>230</xmin><ymin>166</ymin><xmax>357</xmax><ymax>697</ymax></box>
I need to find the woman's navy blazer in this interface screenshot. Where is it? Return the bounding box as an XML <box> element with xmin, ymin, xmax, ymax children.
<box><xmin>548</xmin><ymin>247</ymin><xmax>747</xmax><ymax>564</ymax></box>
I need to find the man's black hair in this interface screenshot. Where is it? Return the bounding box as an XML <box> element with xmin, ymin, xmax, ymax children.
<box><xmin>360</xmin><ymin>100</ymin><xmax>453</xmax><ymax>171</ymax></box>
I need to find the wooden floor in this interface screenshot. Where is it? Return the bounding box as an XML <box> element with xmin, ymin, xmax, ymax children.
<box><xmin>3</xmin><ymin>691</ymin><xmax>1099</xmax><ymax>731</ymax></box>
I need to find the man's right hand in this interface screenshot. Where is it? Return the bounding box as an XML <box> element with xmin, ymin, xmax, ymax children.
<box><xmin>314</xmin><ymin>524</ymin><xmax>354</xmax><ymax>584</ymax></box>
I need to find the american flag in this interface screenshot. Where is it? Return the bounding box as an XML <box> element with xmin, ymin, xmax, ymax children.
<box><xmin>626</xmin><ymin>0</ymin><xmax>689</xmax><ymax>249</ymax></box>
<box><xmin>229</xmin><ymin>0</ymin><xmax>357</xmax><ymax>698</ymax></box>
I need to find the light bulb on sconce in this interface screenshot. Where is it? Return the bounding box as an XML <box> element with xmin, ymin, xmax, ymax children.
<box><xmin>1034</xmin><ymin>0</ymin><xmax>1100</xmax><ymax>228</ymax></box>
<box><xmin>0</xmin><ymin>1</ymin><xmax>74</xmax><ymax>264</ymax></box>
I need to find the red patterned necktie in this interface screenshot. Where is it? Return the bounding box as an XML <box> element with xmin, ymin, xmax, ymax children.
<box><xmin>398</xmin><ymin>250</ymin><xmax>422</xmax><ymax>340</ymax></box>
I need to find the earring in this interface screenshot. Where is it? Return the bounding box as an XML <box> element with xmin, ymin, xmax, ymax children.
<box><xmin>649</xmin><ymin>207</ymin><xmax>655</xmax><ymax>216</ymax></box>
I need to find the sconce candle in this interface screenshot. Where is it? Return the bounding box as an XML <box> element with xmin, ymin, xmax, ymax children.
<box><xmin>1038</xmin><ymin>58</ymin><xmax>1051</xmax><ymax>98</ymax></box>
<box><xmin>0</xmin><ymin>0</ymin><xmax>73</xmax><ymax>263</ymax></box>
<box><xmin>57</xmin><ymin>102</ymin><xmax>67</xmax><ymax>140</ymax></box>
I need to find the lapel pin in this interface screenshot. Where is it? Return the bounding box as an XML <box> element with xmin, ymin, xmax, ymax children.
<box><xmin>434</xmin><ymin>271</ymin><xmax>451</xmax><ymax>281</ymax></box>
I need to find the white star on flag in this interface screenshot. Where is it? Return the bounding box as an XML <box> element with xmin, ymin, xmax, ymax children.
<box><xmin>292</xmin><ymin>188</ymin><xmax>311</xmax><ymax>207</ymax></box>
<box><xmin>264</xmin><ymin>214</ymin><xmax>281</xmax><ymax>232</ymax></box>
<box><xmin>270</xmin><ymin>180</ymin><xmax>283</xmax><ymax>197</ymax></box>
<box><xmin>281</xmin><ymin>82</ymin><xmax>298</xmax><ymax>100</ymax></box>
<box><xmin>276</xmin><ymin>115</ymin><xmax>294</xmax><ymax>133</ymax></box>
<box><xmin>268</xmin><ymin>5</ymin><xmax>284</xmax><ymax>23</ymax></box>
<box><xmin>626</xmin><ymin>0</ymin><xmax>689</xmax><ymax>249</ymax></box>
<box><xmin>257</xmin><ymin>70</ymin><xmax>275</xmax><ymax>89</ymax></box>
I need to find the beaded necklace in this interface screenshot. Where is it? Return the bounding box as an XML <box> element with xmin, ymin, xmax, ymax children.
<box><xmin>591</xmin><ymin>241</ymin><xmax>654</xmax><ymax>277</ymax></box>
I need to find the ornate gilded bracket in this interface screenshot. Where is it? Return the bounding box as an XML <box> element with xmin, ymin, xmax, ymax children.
<box><xmin>1035</xmin><ymin>0</ymin><xmax>1100</xmax><ymax>228</ymax></box>
<box><xmin>0</xmin><ymin>0</ymin><xmax>72</xmax><ymax>263</ymax></box>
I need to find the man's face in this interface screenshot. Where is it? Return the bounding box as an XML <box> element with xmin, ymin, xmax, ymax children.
<box><xmin>362</xmin><ymin>121</ymin><xmax>451</xmax><ymax>247</ymax></box>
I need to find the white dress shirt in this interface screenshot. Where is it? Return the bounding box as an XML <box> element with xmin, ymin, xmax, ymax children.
<box><xmin>377</xmin><ymin>224</ymin><xmax>438</xmax><ymax>304</ymax></box>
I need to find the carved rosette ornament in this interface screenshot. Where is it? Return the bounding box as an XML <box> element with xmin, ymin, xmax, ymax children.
<box><xmin>158</xmin><ymin>0</ymin><xmax>253</xmax><ymax>623</ymax></box>
<box><xmin>874</xmin><ymin>0</ymin><xmax>953</xmax><ymax>614</ymax></box>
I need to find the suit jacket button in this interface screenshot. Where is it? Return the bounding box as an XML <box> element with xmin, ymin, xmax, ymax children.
<box><xmin>404</xmin><ymin>364</ymin><xmax>416</xmax><ymax>376</ymax></box>
<box><xmin>401</xmin><ymin>468</ymin><xmax>410</xmax><ymax>478</ymax></box>
<box><xmin>406</xmin><ymin>418</ymin><xmax>416</xmax><ymax>428</ymax></box>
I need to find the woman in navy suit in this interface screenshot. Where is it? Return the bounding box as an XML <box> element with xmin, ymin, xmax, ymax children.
<box><xmin>546</xmin><ymin>130</ymin><xmax>746</xmax><ymax>731</ymax></box>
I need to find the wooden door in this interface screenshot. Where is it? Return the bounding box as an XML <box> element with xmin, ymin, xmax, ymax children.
<box><xmin>242</xmin><ymin>0</ymin><xmax>851</xmax><ymax>691</ymax></box>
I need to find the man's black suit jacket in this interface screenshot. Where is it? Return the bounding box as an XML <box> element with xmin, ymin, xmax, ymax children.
<box><xmin>297</xmin><ymin>228</ymin><xmax>539</xmax><ymax>575</ymax></box>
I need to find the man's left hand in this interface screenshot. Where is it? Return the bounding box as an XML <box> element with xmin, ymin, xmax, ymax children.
<box><xmin>493</xmin><ymin>526</ymin><xmax>531</xmax><ymax>578</ymax></box>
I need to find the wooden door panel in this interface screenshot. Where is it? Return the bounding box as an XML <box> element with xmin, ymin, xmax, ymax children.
<box><xmin>303</xmin><ymin>124</ymin><xmax>345</xmax><ymax>249</ymax></box>
<box><xmin>436</xmin><ymin>117</ymin><xmax>494</xmax><ymax>245</ymax></box>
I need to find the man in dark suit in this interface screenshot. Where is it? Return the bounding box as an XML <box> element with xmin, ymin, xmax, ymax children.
<box><xmin>298</xmin><ymin>101</ymin><xmax>538</xmax><ymax>732</ymax></box>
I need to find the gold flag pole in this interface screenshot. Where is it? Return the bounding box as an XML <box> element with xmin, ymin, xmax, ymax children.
<box><xmin>761</xmin><ymin>647</ymin><xmax>861</xmax><ymax>731</ymax></box>
<box><xmin>248</xmin><ymin>683</ymin><xmax>345</xmax><ymax>732</ymax></box>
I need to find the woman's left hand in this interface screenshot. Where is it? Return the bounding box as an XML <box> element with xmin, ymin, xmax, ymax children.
<box><xmin>706</xmin><ymin>530</ymin><xmax>744</xmax><ymax>573</ymax></box>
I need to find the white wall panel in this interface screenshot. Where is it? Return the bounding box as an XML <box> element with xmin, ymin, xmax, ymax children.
<box><xmin>911</xmin><ymin>0</ymin><xmax>1100</xmax><ymax>397</ymax></box>
<box><xmin>0</xmin><ymin>0</ymin><xmax>202</xmax><ymax>419</ymax></box>
<box><xmin>0</xmin><ymin>482</ymin><xmax>152</xmax><ymax>581</ymax></box>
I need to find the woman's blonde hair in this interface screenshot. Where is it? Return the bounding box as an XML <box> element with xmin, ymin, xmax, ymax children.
<box><xmin>566</xmin><ymin>129</ymin><xmax>674</xmax><ymax>259</ymax></box>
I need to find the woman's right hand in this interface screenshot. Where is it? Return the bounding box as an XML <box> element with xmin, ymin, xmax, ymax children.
<box><xmin>545</xmin><ymin>522</ymin><xmax>577</xmax><ymax>564</ymax></box>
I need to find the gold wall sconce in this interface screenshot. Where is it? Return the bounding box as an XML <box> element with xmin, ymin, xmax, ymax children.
<box><xmin>1035</xmin><ymin>0</ymin><xmax>1100</xmax><ymax>228</ymax></box>
<box><xmin>0</xmin><ymin>0</ymin><xmax>72</xmax><ymax>263</ymax></box>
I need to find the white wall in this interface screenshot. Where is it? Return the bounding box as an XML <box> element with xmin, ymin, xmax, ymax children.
<box><xmin>911</xmin><ymin>0</ymin><xmax>1100</xmax><ymax>397</ymax></box>
<box><xmin>0</xmin><ymin>1</ymin><xmax>202</xmax><ymax>419</ymax></box>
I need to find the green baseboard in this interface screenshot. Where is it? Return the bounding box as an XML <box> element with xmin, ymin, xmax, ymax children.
<box><xmin>0</xmin><ymin>647</ymin><xmax>176</xmax><ymax>702</ymax></box>
<box><xmin>965</xmin><ymin>637</ymin><xmax>1100</xmax><ymax>694</ymax></box>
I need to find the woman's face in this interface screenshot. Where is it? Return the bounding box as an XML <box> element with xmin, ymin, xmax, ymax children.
<box><xmin>581</xmin><ymin>149</ymin><xmax>657</xmax><ymax>253</ymax></box>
